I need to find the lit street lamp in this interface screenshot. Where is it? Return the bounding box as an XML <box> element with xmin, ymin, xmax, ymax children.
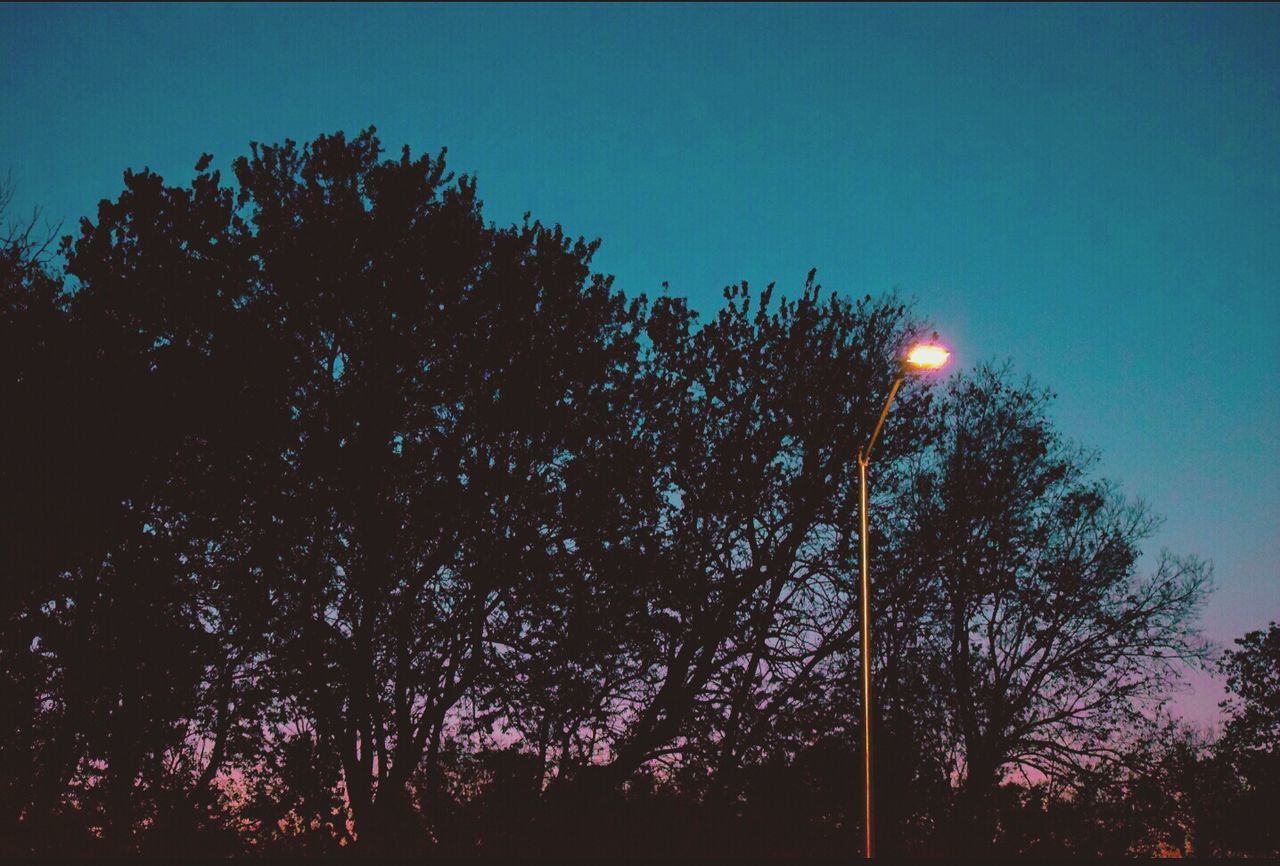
<box><xmin>858</xmin><ymin>340</ymin><xmax>950</xmax><ymax>859</ymax></box>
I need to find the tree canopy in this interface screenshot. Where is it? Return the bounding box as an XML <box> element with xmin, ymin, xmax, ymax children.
<box><xmin>0</xmin><ymin>130</ymin><xmax>1239</xmax><ymax>858</ymax></box>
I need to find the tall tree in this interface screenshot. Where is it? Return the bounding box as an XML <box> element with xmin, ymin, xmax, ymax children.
<box><xmin>2</xmin><ymin>132</ymin><xmax>1231</xmax><ymax>858</ymax></box>
<box><xmin>227</xmin><ymin>129</ymin><xmax>655</xmax><ymax>850</ymax></box>
<box><xmin>550</xmin><ymin>280</ymin><xmax>934</xmax><ymax>803</ymax></box>
<box><xmin>893</xmin><ymin>364</ymin><xmax>1213</xmax><ymax>853</ymax></box>
<box><xmin>21</xmin><ymin>155</ymin><xmax>278</xmax><ymax>854</ymax></box>
<box><xmin>0</xmin><ymin>184</ymin><xmax>83</xmax><ymax>854</ymax></box>
<box><xmin>1214</xmin><ymin>622</ymin><xmax>1280</xmax><ymax>857</ymax></box>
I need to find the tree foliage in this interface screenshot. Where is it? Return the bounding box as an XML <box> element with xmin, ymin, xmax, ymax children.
<box><xmin>0</xmin><ymin>131</ymin><xmax>1234</xmax><ymax>857</ymax></box>
<box><xmin>888</xmin><ymin>367</ymin><xmax>1214</xmax><ymax>851</ymax></box>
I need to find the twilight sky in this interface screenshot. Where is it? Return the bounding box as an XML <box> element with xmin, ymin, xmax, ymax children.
<box><xmin>2</xmin><ymin>2</ymin><xmax>1276</xmax><ymax>726</ymax></box>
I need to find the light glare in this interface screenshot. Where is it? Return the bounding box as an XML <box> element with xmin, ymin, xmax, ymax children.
<box><xmin>905</xmin><ymin>343</ymin><xmax>950</xmax><ymax>370</ymax></box>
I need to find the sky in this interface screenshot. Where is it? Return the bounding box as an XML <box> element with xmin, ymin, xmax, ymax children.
<box><xmin>2</xmin><ymin>2</ymin><xmax>1277</xmax><ymax>726</ymax></box>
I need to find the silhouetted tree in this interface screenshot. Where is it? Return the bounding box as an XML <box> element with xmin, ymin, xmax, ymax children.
<box><xmin>5</xmin><ymin>155</ymin><xmax>280</xmax><ymax>854</ymax></box>
<box><xmin>0</xmin><ymin>183</ymin><xmax>82</xmax><ymax>855</ymax></box>
<box><xmin>893</xmin><ymin>365</ymin><xmax>1213</xmax><ymax>854</ymax></box>
<box><xmin>554</xmin><ymin>281</ymin><xmax>934</xmax><ymax>798</ymax></box>
<box><xmin>1214</xmin><ymin>623</ymin><xmax>1280</xmax><ymax>857</ymax></box>
<box><xmin>222</xmin><ymin>129</ymin><xmax>657</xmax><ymax>851</ymax></box>
<box><xmin>0</xmin><ymin>132</ymin><xmax>1231</xmax><ymax>858</ymax></box>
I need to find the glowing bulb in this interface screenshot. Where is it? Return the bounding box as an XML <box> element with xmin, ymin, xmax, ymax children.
<box><xmin>905</xmin><ymin>343</ymin><xmax>950</xmax><ymax>370</ymax></box>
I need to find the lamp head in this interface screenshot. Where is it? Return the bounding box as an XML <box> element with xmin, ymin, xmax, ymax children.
<box><xmin>903</xmin><ymin>342</ymin><xmax>950</xmax><ymax>372</ymax></box>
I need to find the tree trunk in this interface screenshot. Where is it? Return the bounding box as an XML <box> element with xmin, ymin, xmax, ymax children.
<box><xmin>952</xmin><ymin>757</ymin><xmax>999</xmax><ymax>856</ymax></box>
<box><xmin>103</xmin><ymin>737</ymin><xmax>141</xmax><ymax>856</ymax></box>
<box><xmin>352</xmin><ymin>782</ymin><xmax>414</xmax><ymax>855</ymax></box>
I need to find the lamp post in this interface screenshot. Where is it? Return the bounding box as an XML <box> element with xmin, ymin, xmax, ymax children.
<box><xmin>858</xmin><ymin>341</ymin><xmax>950</xmax><ymax>859</ymax></box>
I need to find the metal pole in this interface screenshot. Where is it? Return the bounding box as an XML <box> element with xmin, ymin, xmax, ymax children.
<box><xmin>858</xmin><ymin>448</ymin><xmax>874</xmax><ymax>860</ymax></box>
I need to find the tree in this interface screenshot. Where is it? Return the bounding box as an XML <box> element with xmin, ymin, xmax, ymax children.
<box><xmin>1214</xmin><ymin>623</ymin><xmax>1280</xmax><ymax>857</ymax></box>
<box><xmin>893</xmin><ymin>364</ymin><xmax>1213</xmax><ymax>853</ymax></box>
<box><xmin>4</xmin><ymin>154</ymin><xmax>280</xmax><ymax>855</ymax></box>
<box><xmin>0</xmin><ymin>181</ymin><xmax>84</xmax><ymax>854</ymax></box>
<box><xmin>530</xmin><ymin>280</ymin><xmax>936</xmax><ymax>818</ymax></box>
<box><xmin>224</xmin><ymin>129</ymin><xmax>657</xmax><ymax>851</ymax></box>
<box><xmin>1</xmin><ymin>132</ymin><xmax>1230</xmax><ymax>857</ymax></box>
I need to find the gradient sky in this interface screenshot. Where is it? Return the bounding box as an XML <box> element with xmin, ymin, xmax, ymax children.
<box><xmin>3</xmin><ymin>2</ymin><xmax>1277</xmax><ymax>726</ymax></box>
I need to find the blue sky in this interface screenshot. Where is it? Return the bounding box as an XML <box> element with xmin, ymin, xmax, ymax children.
<box><xmin>3</xmin><ymin>2</ymin><xmax>1277</xmax><ymax>724</ymax></box>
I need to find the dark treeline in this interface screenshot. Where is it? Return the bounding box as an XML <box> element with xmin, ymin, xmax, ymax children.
<box><xmin>1</xmin><ymin>130</ymin><xmax>1274</xmax><ymax>858</ymax></box>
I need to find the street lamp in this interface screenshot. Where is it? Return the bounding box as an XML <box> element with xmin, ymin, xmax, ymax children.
<box><xmin>858</xmin><ymin>340</ymin><xmax>950</xmax><ymax>859</ymax></box>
